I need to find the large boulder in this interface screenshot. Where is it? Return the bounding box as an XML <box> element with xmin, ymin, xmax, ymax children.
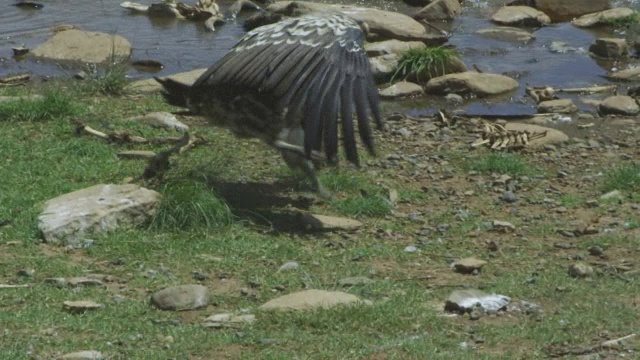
<box><xmin>31</xmin><ymin>29</ymin><xmax>131</xmax><ymax>63</ymax></box>
<box><xmin>38</xmin><ymin>184</ymin><xmax>162</xmax><ymax>245</ymax></box>
<box><xmin>365</xmin><ymin>39</ymin><xmax>426</xmax><ymax>57</ymax></box>
<box><xmin>424</xmin><ymin>72</ymin><xmax>519</xmax><ymax>97</ymax></box>
<box><xmin>491</xmin><ymin>6</ymin><xmax>551</xmax><ymax>27</ymax></box>
<box><xmin>413</xmin><ymin>0</ymin><xmax>462</xmax><ymax>21</ymax></box>
<box><xmin>533</xmin><ymin>0</ymin><xmax>610</xmax><ymax>22</ymax></box>
<box><xmin>572</xmin><ymin>8</ymin><xmax>635</xmax><ymax>28</ymax></box>
<box><xmin>267</xmin><ymin>1</ymin><xmax>447</xmax><ymax>44</ymax></box>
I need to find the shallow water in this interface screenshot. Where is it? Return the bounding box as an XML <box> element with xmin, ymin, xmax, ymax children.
<box><xmin>1</xmin><ymin>0</ymin><xmax>639</xmax><ymax>116</ymax></box>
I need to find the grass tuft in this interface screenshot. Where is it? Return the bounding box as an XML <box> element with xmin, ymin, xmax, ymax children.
<box><xmin>466</xmin><ymin>152</ymin><xmax>533</xmax><ymax>177</ymax></box>
<box><xmin>602</xmin><ymin>163</ymin><xmax>640</xmax><ymax>193</ymax></box>
<box><xmin>150</xmin><ymin>180</ymin><xmax>234</xmax><ymax>230</ymax></box>
<box><xmin>605</xmin><ymin>11</ymin><xmax>639</xmax><ymax>28</ymax></box>
<box><xmin>82</xmin><ymin>61</ymin><xmax>130</xmax><ymax>96</ymax></box>
<box><xmin>391</xmin><ymin>46</ymin><xmax>458</xmax><ymax>84</ymax></box>
<box><xmin>0</xmin><ymin>90</ymin><xmax>85</xmax><ymax>122</ymax></box>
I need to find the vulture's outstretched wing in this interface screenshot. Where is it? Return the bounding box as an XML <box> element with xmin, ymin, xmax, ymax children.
<box><xmin>191</xmin><ymin>13</ymin><xmax>383</xmax><ymax>165</ymax></box>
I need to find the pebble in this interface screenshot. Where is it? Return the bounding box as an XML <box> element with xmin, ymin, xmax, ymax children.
<box><xmin>63</xmin><ymin>300</ymin><xmax>105</xmax><ymax>313</ymax></box>
<box><xmin>568</xmin><ymin>263</ymin><xmax>594</xmax><ymax>278</ymax></box>
<box><xmin>588</xmin><ymin>246</ymin><xmax>604</xmax><ymax>256</ymax></box>
<box><xmin>404</xmin><ymin>245</ymin><xmax>419</xmax><ymax>253</ymax></box>
<box><xmin>452</xmin><ymin>257</ymin><xmax>487</xmax><ymax>274</ymax></box>
<box><xmin>59</xmin><ymin>351</ymin><xmax>105</xmax><ymax>360</ymax></box>
<box><xmin>277</xmin><ymin>261</ymin><xmax>300</xmax><ymax>272</ymax></box>
<box><xmin>150</xmin><ymin>284</ymin><xmax>210</xmax><ymax>311</ymax></box>
<box><xmin>501</xmin><ymin>191</ymin><xmax>518</xmax><ymax>203</ymax></box>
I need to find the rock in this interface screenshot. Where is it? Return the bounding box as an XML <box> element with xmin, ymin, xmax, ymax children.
<box><xmin>404</xmin><ymin>245</ymin><xmax>419</xmax><ymax>253</ymax></box>
<box><xmin>127</xmin><ymin>112</ymin><xmax>189</xmax><ymax>132</ymax></box>
<box><xmin>379</xmin><ymin>81</ymin><xmax>424</xmax><ymax>99</ymax></box>
<box><xmin>445</xmin><ymin>289</ymin><xmax>510</xmax><ymax>313</ymax></box>
<box><xmin>600</xmin><ymin>190</ymin><xmax>622</xmax><ymax>200</ymax></box>
<box><xmin>537</xmin><ymin>99</ymin><xmax>577</xmax><ymax>114</ymax></box>
<box><xmin>277</xmin><ymin>261</ymin><xmax>300</xmax><ymax>272</ymax></box>
<box><xmin>59</xmin><ymin>351</ymin><xmax>105</xmax><ymax>360</ymax></box>
<box><xmin>533</xmin><ymin>0</ymin><xmax>610</xmax><ymax>22</ymax></box>
<box><xmin>588</xmin><ymin>246</ymin><xmax>604</xmax><ymax>256</ymax></box>
<box><xmin>31</xmin><ymin>29</ymin><xmax>131</xmax><ymax>63</ymax></box>
<box><xmin>589</xmin><ymin>38</ymin><xmax>629</xmax><ymax>58</ymax></box>
<box><xmin>445</xmin><ymin>93</ymin><xmax>463</xmax><ymax>104</ymax></box>
<box><xmin>63</xmin><ymin>301</ymin><xmax>105</xmax><ymax>313</ymax></box>
<box><xmin>408</xmin><ymin>56</ymin><xmax>468</xmax><ymax>84</ymax></box>
<box><xmin>338</xmin><ymin>277</ymin><xmax>374</xmax><ymax>287</ymax></box>
<box><xmin>259</xmin><ymin>289</ymin><xmax>369</xmax><ymax>310</ymax></box>
<box><xmin>128</xmin><ymin>68</ymin><xmax>207</xmax><ymax>93</ymax></box>
<box><xmin>403</xmin><ymin>0</ymin><xmax>432</xmax><ymax>7</ymax></box>
<box><xmin>503</xmin><ymin>123</ymin><xmax>570</xmax><ymax>147</ymax></box>
<box><xmin>452</xmin><ymin>257</ymin><xmax>487</xmax><ymax>274</ymax></box>
<box><xmin>598</xmin><ymin>95</ymin><xmax>640</xmax><ymax>116</ymax></box>
<box><xmin>475</xmin><ymin>27</ymin><xmax>535</xmax><ymax>43</ymax></box>
<box><xmin>365</xmin><ymin>39</ymin><xmax>426</xmax><ymax>57</ymax></box>
<box><xmin>492</xmin><ymin>220</ymin><xmax>516</xmax><ymax>232</ymax></box>
<box><xmin>203</xmin><ymin>313</ymin><xmax>256</xmax><ymax>328</ymax></box>
<box><xmin>424</xmin><ymin>72</ymin><xmax>519</xmax><ymax>97</ymax></box>
<box><xmin>491</xmin><ymin>6</ymin><xmax>551</xmax><ymax>27</ymax></box>
<box><xmin>369</xmin><ymin>53</ymin><xmax>401</xmax><ymax>83</ymax></box>
<box><xmin>300</xmin><ymin>213</ymin><xmax>363</xmax><ymax>232</ymax></box>
<box><xmin>608</xmin><ymin>67</ymin><xmax>640</xmax><ymax>81</ymax></box>
<box><xmin>43</xmin><ymin>278</ymin><xmax>67</xmax><ymax>288</ymax></box>
<box><xmin>501</xmin><ymin>191</ymin><xmax>518</xmax><ymax>203</ymax></box>
<box><xmin>38</xmin><ymin>184</ymin><xmax>162</xmax><ymax>245</ymax></box>
<box><xmin>413</xmin><ymin>0</ymin><xmax>462</xmax><ymax>21</ymax></box>
<box><xmin>568</xmin><ymin>263</ymin><xmax>594</xmax><ymax>278</ymax></box>
<box><xmin>67</xmin><ymin>277</ymin><xmax>106</xmax><ymax>288</ymax></box>
<box><xmin>572</xmin><ymin>8</ymin><xmax>636</xmax><ymax>28</ymax></box>
<box><xmin>150</xmin><ymin>284</ymin><xmax>210</xmax><ymax>311</ymax></box>
<box><xmin>268</xmin><ymin>1</ymin><xmax>447</xmax><ymax>44</ymax></box>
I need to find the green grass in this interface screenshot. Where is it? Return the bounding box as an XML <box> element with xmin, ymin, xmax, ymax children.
<box><xmin>391</xmin><ymin>46</ymin><xmax>458</xmax><ymax>84</ymax></box>
<box><xmin>149</xmin><ymin>180</ymin><xmax>234</xmax><ymax>230</ymax></box>
<box><xmin>465</xmin><ymin>152</ymin><xmax>534</xmax><ymax>177</ymax></box>
<box><xmin>601</xmin><ymin>163</ymin><xmax>640</xmax><ymax>194</ymax></box>
<box><xmin>0</xmin><ymin>89</ymin><xmax>85</xmax><ymax>122</ymax></box>
<box><xmin>605</xmin><ymin>11</ymin><xmax>639</xmax><ymax>28</ymax></box>
<box><xmin>1</xmin><ymin>79</ymin><xmax>639</xmax><ymax>359</ymax></box>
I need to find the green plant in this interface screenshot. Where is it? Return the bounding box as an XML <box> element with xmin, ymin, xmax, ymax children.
<box><xmin>150</xmin><ymin>180</ymin><xmax>234</xmax><ymax>230</ymax></box>
<box><xmin>82</xmin><ymin>61</ymin><xmax>129</xmax><ymax>96</ymax></box>
<box><xmin>605</xmin><ymin>11</ymin><xmax>639</xmax><ymax>28</ymax></box>
<box><xmin>466</xmin><ymin>153</ymin><xmax>533</xmax><ymax>177</ymax></box>
<box><xmin>391</xmin><ymin>46</ymin><xmax>458</xmax><ymax>84</ymax></box>
<box><xmin>602</xmin><ymin>163</ymin><xmax>640</xmax><ymax>193</ymax></box>
<box><xmin>0</xmin><ymin>90</ymin><xmax>84</xmax><ymax>122</ymax></box>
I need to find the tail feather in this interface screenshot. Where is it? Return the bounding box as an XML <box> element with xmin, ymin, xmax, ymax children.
<box><xmin>154</xmin><ymin>77</ymin><xmax>191</xmax><ymax>108</ymax></box>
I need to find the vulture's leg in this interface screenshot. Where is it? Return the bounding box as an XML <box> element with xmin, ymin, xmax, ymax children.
<box><xmin>274</xmin><ymin>128</ymin><xmax>332</xmax><ymax>199</ymax></box>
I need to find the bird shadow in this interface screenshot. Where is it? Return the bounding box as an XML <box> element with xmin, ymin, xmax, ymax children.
<box><xmin>201</xmin><ymin>176</ymin><xmax>317</xmax><ymax>234</ymax></box>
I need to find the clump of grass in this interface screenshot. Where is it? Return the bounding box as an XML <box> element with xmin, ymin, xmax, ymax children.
<box><xmin>602</xmin><ymin>163</ymin><xmax>640</xmax><ymax>193</ymax></box>
<box><xmin>391</xmin><ymin>46</ymin><xmax>458</xmax><ymax>84</ymax></box>
<box><xmin>558</xmin><ymin>194</ymin><xmax>584</xmax><ymax>208</ymax></box>
<box><xmin>150</xmin><ymin>180</ymin><xmax>234</xmax><ymax>230</ymax></box>
<box><xmin>605</xmin><ymin>12</ymin><xmax>639</xmax><ymax>28</ymax></box>
<box><xmin>82</xmin><ymin>61</ymin><xmax>130</xmax><ymax>96</ymax></box>
<box><xmin>336</xmin><ymin>194</ymin><xmax>392</xmax><ymax>218</ymax></box>
<box><xmin>466</xmin><ymin>152</ymin><xmax>533</xmax><ymax>177</ymax></box>
<box><xmin>0</xmin><ymin>90</ymin><xmax>85</xmax><ymax>122</ymax></box>
<box><xmin>318</xmin><ymin>171</ymin><xmax>392</xmax><ymax>217</ymax></box>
